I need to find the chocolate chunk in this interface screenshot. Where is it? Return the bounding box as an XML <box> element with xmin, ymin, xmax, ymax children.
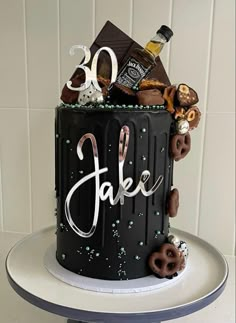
<box><xmin>139</xmin><ymin>79</ymin><xmax>168</xmax><ymax>92</ymax></box>
<box><xmin>177</xmin><ymin>84</ymin><xmax>199</xmax><ymax>106</ymax></box>
<box><xmin>61</xmin><ymin>73</ymin><xmax>85</xmax><ymax>104</ymax></box>
<box><xmin>108</xmin><ymin>83</ymin><xmax>137</xmax><ymax>105</ymax></box>
<box><xmin>136</xmin><ymin>89</ymin><xmax>164</xmax><ymax>105</ymax></box>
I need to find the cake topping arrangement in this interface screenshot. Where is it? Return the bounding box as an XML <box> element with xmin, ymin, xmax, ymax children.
<box><xmin>60</xmin><ymin>45</ymin><xmax>201</xmax><ymax>136</ymax></box>
<box><xmin>55</xmin><ymin>21</ymin><xmax>201</xmax><ymax>283</ymax></box>
<box><xmin>60</xmin><ymin>22</ymin><xmax>200</xmax><ymax>141</ymax></box>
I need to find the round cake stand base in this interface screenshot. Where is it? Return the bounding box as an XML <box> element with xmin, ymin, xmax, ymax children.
<box><xmin>65</xmin><ymin>322</ymin><xmax>152</xmax><ymax>323</ymax></box>
<box><xmin>67</xmin><ymin>321</ymin><xmax>161</xmax><ymax>323</ymax></box>
<box><xmin>67</xmin><ymin>320</ymin><xmax>161</xmax><ymax>323</ymax></box>
<box><xmin>6</xmin><ymin>226</ymin><xmax>228</xmax><ymax>323</ymax></box>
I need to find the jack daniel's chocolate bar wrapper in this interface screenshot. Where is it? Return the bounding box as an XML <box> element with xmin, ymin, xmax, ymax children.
<box><xmin>61</xmin><ymin>21</ymin><xmax>170</xmax><ymax>104</ymax></box>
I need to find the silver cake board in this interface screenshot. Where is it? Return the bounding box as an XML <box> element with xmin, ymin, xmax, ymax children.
<box><xmin>44</xmin><ymin>243</ymin><xmax>186</xmax><ymax>294</ymax></box>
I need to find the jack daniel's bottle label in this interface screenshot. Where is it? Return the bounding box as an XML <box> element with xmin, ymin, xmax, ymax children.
<box><xmin>116</xmin><ymin>57</ymin><xmax>151</xmax><ymax>88</ymax></box>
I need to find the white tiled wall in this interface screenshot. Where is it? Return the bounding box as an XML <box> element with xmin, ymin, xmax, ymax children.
<box><xmin>0</xmin><ymin>0</ymin><xmax>235</xmax><ymax>255</ymax></box>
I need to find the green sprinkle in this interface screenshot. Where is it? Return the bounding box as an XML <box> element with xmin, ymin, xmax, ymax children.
<box><xmin>59</xmin><ymin>103</ymin><xmax>166</xmax><ymax>111</ymax></box>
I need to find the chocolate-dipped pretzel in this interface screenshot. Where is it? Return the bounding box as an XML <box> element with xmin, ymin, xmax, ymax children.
<box><xmin>97</xmin><ymin>75</ymin><xmax>111</xmax><ymax>97</ymax></box>
<box><xmin>148</xmin><ymin>243</ymin><xmax>183</xmax><ymax>278</ymax></box>
<box><xmin>170</xmin><ymin>132</ymin><xmax>191</xmax><ymax>161</ymax></box>
<box><xmin>167</xmin><ymin>188</ymin><xmax>179</xmax><ymax>217</ymax></box>
<box><xmin>163</xmin><ymin>86</ymin><xmax>177</xmax><ymax>114</ymax></box>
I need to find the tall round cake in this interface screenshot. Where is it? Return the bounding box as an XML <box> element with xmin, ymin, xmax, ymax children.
<box><xmin>55</xmin><ymin>106</ymin><xmax>174</xmax><ymax>280</ymax></box>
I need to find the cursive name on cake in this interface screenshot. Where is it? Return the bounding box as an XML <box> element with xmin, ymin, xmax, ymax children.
<box><xmin>65</xmin><ymin>126</ymin><xmax>164</xmax><ymax>238</ymax></box>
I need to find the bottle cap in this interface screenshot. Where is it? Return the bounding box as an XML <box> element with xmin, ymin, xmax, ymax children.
<box><xmin>157</xmin><ymin>25</ymin><xmax>173</xmax><ymax>42</ymax></box>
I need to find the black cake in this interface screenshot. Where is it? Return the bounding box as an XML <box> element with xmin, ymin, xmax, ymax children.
<box><xmin>56</xmin><ymin>106</ymin><xmax>174</xmax><ymax>280</ymax></box>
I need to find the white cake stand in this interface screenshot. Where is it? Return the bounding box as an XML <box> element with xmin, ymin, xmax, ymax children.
<box><xmin>5</xmin><ymin>226</ymin><xmax>228</xmax><ymax>323</ymax></box>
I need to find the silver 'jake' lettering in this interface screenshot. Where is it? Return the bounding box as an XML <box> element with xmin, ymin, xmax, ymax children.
<box><xmin>65</xmin><ymin>126</ymin><xmax>163</xmax><ymax>238</ymax></box>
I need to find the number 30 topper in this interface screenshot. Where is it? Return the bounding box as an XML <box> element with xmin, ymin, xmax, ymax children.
<box><xmin>66</xmin><ymin>45</ymin><xmax>118</xmax><ymax>92</ymax></box>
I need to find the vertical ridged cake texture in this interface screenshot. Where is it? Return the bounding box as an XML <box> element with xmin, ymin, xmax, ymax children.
<box><xmin>55</xmin><ymin>106</ymin><xmax>174</xmax><ymax>280</ymax></box>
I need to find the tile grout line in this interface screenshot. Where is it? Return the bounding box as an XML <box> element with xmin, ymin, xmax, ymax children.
<box><xmin>57</xmin><ymin>0</ymin><xmax>61</xmax><ymax>105</ymax></box>
<box><xmin>195</xmin><ymin>0</ymin><xmax>215</xmax><ymax>236</ymax></box>
<box><xmin>23</xmin><ymin>0</ymin><xmax>33</xmax><ymax>234</ymax></box>
<box><xmin>0</xmin><ymin>158</ymin><xmax>4</xmax><ymax>231</ymax></box>
<box><xmin>92</xmin><ymin>0</ymin><xmax>96</xmax><ymax>39</ymax></box>
<box><xmin>130</xmin><ymin>0</ymin><xmax>134</xmax><ymax>37</ymax></box>
<box><xmin>2</xmin><ymin>229</ymin><xmax>30</xmax><ymax>235</ymax></box>
<box><xmin>166</xmin><ymin>0</ymin><xmax>173</xmax><ymax>77</ymax></box>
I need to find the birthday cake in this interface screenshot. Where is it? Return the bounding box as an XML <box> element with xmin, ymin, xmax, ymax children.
<box><xmin>55</xmin><ymin>22</ymin><xmax>200</xmax><ymax>281</ymax></box>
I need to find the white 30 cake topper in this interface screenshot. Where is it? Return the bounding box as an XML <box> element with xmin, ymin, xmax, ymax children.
<box><xmin>65</xmin><ymin>126</ymin><xmax>164</xmax><ymax>238</ymax></box>
<box><xmin>66</xmin><ymin>45</ymin><xmax>118</xmax><ymax>92</ymax></box>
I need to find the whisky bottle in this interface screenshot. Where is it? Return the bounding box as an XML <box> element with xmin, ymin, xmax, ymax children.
<box><xmin>115</xmin><ymin>25</ymin><xmax>173</xmax><ymax>89</ymax></box>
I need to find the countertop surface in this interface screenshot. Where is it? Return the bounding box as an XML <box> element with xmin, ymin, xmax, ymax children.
<box><xmin>0</xmin><ymin>231</ymin><xmax>235</xmax><ymax>323</ymax></box>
